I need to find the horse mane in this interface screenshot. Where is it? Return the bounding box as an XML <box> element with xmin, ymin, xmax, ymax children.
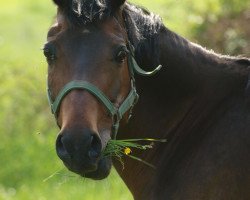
<box><xmin>123</xmin><ymin>4</ymin><xmax>164</xmax><ymax>68</ymax></box>
<box><xmin>123</xmin><ymin>3</ymin><xmax>163</xmax><ymax>40</ymax></box>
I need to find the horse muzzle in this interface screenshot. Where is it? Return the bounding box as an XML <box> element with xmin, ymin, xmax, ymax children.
<box><xmin>56</xmin><ymin>128</ymin><xmax>111</xmax><ymax>179</ymax></box>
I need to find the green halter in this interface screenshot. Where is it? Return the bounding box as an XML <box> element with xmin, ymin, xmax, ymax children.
<box><xmin>47</xmin><ymin>43</ymin><xmax>162</xmax><ymax>139</ymax></box>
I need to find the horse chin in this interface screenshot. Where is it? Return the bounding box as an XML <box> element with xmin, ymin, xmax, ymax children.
<box><xmin>62</xmin><ymin>157</ymin><xmax>112</xmax><ymax>180</ymax></box>
<box><xmin>64</xmin><ymin>156</ymin><xmax>112</xmax><ymax>180</ymax></box>
<box><xmin>82</xmin><ymin>157</ymin><xmax>112</xmax><ymax>180</ymax></box>
<box><xmin>75</xmin><ymin>156</ymin><xmax>111</xmax><ymax>180</ymax></box>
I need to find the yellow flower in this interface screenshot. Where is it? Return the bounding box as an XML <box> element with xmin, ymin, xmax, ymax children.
<box><xmin>124</xmin><ymin>147</ymin><xmax>132</xmax><ymax>155</ymax></box>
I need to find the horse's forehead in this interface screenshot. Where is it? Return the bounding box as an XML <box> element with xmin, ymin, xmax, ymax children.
<box><xmin>48</xmin><ymin>18</ymin><xmax>124</xmax><ymax>44</ymax></box>
<box><xmin>78</xmin><ymin>18</ymin><xmax>125</xmax><ymax>39</ymax></box>
<box><xmin>98</xmin><ymin>18</ymin><xmax>126</xmax><ymax>44</ymax></box>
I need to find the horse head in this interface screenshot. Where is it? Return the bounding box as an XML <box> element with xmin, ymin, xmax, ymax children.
<box><xmin>44</xmin><ymin>0</ymin><xmax>132</xmax><ymax>180</ymax></box>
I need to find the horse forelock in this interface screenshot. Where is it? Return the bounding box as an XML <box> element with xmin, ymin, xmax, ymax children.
<box><xmin>59</xmin><ymin>0</ymin><xmax>112</xmax><ymax>26</ymax></box>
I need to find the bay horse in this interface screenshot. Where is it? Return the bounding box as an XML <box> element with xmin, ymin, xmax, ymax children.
<box><xmin>44</xmin><ymin>0</ymin><xmax>250</xmax><ymax>199</ymax></box>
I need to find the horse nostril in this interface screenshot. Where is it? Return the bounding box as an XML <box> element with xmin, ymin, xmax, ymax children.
<box><xmin>88</xmin><ymin>134</ymin><xmax>101</xmax><ymax>160</ymax></box>
<box><xmin>55</xmin><ymin>130</ymin><xmax>102</xmax><ymax>174</ymax></box>
<box><xmin>88</xmin><ymin>150</ymin><xmax>99</xmax><ymax>159</ymax></box>
<box><xmin>56</xmin><ymin>134</ymin><xmax>71</xmax><ymax>161</ymax></box>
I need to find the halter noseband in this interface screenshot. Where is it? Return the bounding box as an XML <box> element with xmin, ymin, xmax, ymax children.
<box><xmin>47</xmin><ymin>42</ymin><xmax>162</xmax><ymax>139</ymax></box>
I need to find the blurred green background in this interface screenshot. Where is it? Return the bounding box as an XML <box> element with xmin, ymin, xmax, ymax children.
<box><xmin>0</xmin><ymin>0</ymin><xmax>249</xmax><ymax>199</ymax></box>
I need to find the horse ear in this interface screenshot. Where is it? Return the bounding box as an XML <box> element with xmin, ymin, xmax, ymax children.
<box><xmin>108</xmin><ymin>0</ymin><xmax>126</xmax><ymax>11</ymax></box>
<box><xmin>52</xmin><ymin>0</ymin><xmax>68</xmax><ymax>8</ymax></box>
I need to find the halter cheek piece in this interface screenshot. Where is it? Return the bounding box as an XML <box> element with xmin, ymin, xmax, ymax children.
<box><xmin>47</xmin><ymin>42</ymin><xmax>162</xmax><ymax>139</ymax></box>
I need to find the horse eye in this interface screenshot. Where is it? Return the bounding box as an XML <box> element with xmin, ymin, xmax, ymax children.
<box><xmin>115</xmin><ymin>49</ymin><xmax>128</xmax><ymax>63</ymax></box>
<box><xmin>43</xmin><ymin>44</ymin><xmax>56</xmax><ymax>62</ymax></box>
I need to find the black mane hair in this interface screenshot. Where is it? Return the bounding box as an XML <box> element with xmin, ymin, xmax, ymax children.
<box><xmin>59</xmin><ymin>0</ymin><xmax>111</xmax><ymax>25</ymax></box>
<box><xmin>123</xmin><ymin>4</ymin><xmax>164</xmax><ymax>68</ymax></box>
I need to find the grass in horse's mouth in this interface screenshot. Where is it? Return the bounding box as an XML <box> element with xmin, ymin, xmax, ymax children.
<box><xmin>102</xmin><ymin>139</ymin><xmax>167</xmax><ymax>169</ymax></box>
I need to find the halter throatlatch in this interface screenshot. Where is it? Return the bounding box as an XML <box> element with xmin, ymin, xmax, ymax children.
<box><xmin>47</xmin><ymin>42</ymin><xmax>162</xmax><ymax>139</ymax></box>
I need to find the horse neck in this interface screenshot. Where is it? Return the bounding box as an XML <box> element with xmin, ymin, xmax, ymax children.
<box><xmin>131</xmin><ymin>25</ymin><xmax>249</xmax><ymax>140</ymax></box>
<box><xmin>137</xmin><ymin>25</ymin><xmax>248</xmax><ymax>90</ymax></box>
<box><xmin>115</xmin><ymin>9</ymin><xmax>250</xmax><ymax>198</ymax></box>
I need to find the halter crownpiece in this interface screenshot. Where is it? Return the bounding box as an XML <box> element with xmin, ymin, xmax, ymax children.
<box><xmin>47</xmin><ymin>42</ymin><xmax>162</xmax><ymax>139</ymax></box>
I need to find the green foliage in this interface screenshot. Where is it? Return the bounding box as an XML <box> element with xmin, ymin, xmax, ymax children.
<box><xmin>0</xmin><ymin>0</ymin><xmax>248</xmax><ymax>199</ymax></box>
<box><xmin>103</xmin><ymin>139</ymin><xmax>167</xmax><ymax>168</ymax></box>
